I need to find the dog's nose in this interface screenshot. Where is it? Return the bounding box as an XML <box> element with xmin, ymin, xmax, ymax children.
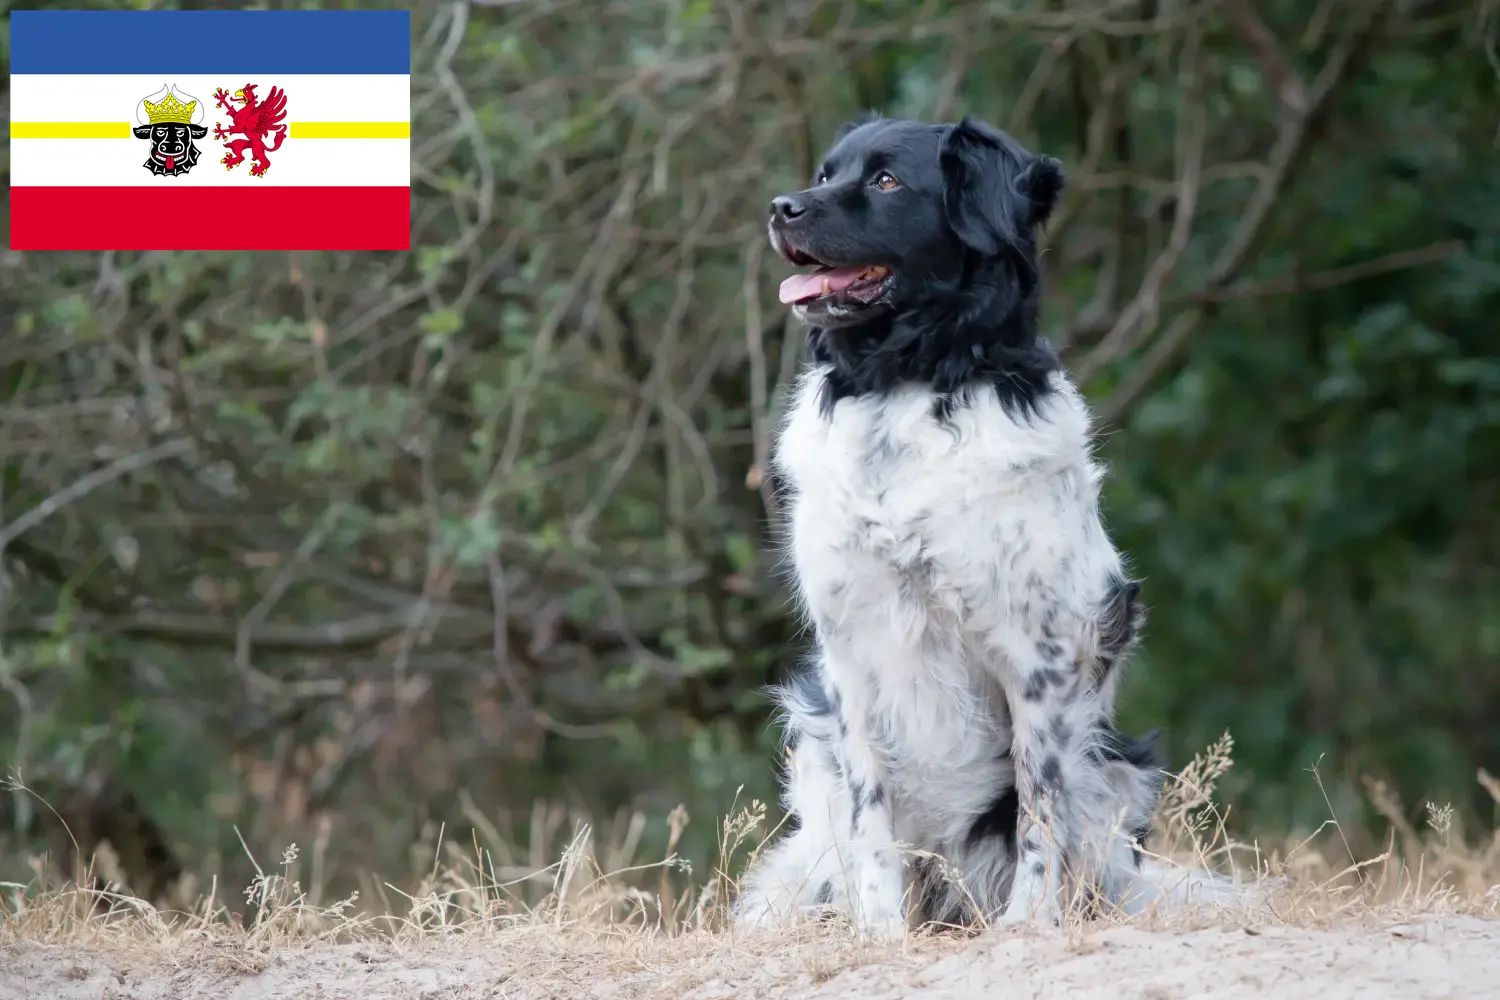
<box><xmin>770</xmin><ymin>195</ymin><xmax>807</xmax><ymax>224</ymax></box>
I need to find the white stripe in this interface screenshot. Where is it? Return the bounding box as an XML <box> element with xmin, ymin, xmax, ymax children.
<box><xmin>11</xmin><ymin>137</ymin><xmax>409</xmax><ymax>187</ymax></box>
<box><xmin>11</xmin><ymin>74</ymin><xmax>409</xmax><ymax>124</ymax></box>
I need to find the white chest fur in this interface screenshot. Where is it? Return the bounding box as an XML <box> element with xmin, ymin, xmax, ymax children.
<box><xmin>775</xmin><ymin>365</ymin><xmax>1110</xmax><ymax>640</ymax></box>
<box><xmin>771</xmin><ymin>366</ymin><xmax>1123</xmax><ymax>834</ymax></box>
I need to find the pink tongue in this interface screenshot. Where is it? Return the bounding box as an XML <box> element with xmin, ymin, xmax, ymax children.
<box><xmin>165</xmin><ymin>155</ymin><xmax>176</xmax><ymax>171</ymax></box>
<box><xmin>778</xmin><ymin>267</ymin><xmax>870</xmax><ymax>304</ymax></box>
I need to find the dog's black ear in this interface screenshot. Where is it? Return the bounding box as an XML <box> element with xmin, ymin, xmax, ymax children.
<box><xmin>940</xmin><ymin>117</ymin><xmax>1066</xmax><ymax>254</ymax></box>
<box><xmin>1020</xmin><ymin>155</ymin><xmax>1065</xmax><ymax>229</ymax></box>
<box><xmin>834</xmin><ymin>109</ymin><xmax>883</xmax><ymax>142</ymax></box>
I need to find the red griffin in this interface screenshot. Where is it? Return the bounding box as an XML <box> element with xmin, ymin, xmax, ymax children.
<box><xmin>213</xmin><ymin>84</ymin><xmax>289</xmax><ymax>178</ymax></box>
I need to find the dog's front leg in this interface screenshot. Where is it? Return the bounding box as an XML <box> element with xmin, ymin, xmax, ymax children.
<box><xmin>989</xmin><ymin>627</ymin><xmax>1095</xmax><ymax>926</ymax></box>
<box><xmin>816</xmin><ymin>645</ymin><xmax>908</xmax><ymax>937</ymax></box>
<box><xmin>837</xmin><ymin>705</ymin><xmax>907</xmax><ymax>936</ymax></box>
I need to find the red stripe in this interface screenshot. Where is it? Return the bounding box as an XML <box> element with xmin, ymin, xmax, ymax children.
<box><xmin>9</xmin><ymin>186</ymin><xmax>411</xmax><ymax>251</ymax></box>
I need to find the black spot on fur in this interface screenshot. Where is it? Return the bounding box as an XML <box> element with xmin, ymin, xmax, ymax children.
<box><xmin>867</xmin><ymin>783</ymin><xmax>886</xmax><ymax>806</ymax></box>
<box><xmin>1092</xmin><ymin>724</ymin><xmax>1164</xmax><ymax>843</ymax></box>
<box><xmin>1093</xmin><ymin>725</ymin><xmax>1161</xmax><ymax>771</ymax></box>
<box><xmin>1024</xmin><ymin>667</ymin><xmax>1067</xmax><ymax>702</ymax></box>
<box><xmin>1049</xmin><ymin>715</ymin><xmax>1073</xmax><ymax>744</ymax></box>
<box><xmin>1094</xmin><ymin>574</ymin><xmax>1145</xmax><ymax>687</ymax></box>
<box><xmin>821</xmin><ymin>743</ymin><xmax>840</xmax><ymax>778</ymax></box>
<box><xmin>931</xmin><ymin>391</ymin><xmax>959</xmax><ymax>424</ymax></box>
<box><xmin>1036</xmin><ymin>638</ymin><xmax>1065</xmax><ymax>662</ymax></box>
<box><xmin>1023</xmin><ymin>672</ymin><xmax>1048</xmax><ymax>702</ymax></box>
<box><xmin>814</xmin><ymin>879</ymin><xmax>834</xmax><ymax>905</ymax></box>
<box><xmin>1040</xmin><ymin>603</ymin><xmax>1059</xmax><ymax>639</ymax></box>
<box><xmin>966</xmin><ymin>785</ymin><xmax>1020</xmax><ymax>849</ymax></box>
<box><xmin>786</xmin><ymin>667</ymin><xmax>839</xmax><ymax>718</ymax></box>
<box><xmin>1099</xmin><ymin>576</ymin><xmax>1144</xmax><ymax>654</ymax></box>
<box><xmin>1032</xmin><ymin>861</ymin><xmax>1047</xmax><ymax>878</ymax></box>
<box><xmin>1040</xmin><ymin>755</ymin><xmax>1062</xmax><ymax>789</ymax></box>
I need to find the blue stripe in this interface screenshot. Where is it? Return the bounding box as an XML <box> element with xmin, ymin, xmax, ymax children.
<box><xmin>9</xmin><ymin>10</ymin><xmax>410</xmax><ymax>75</ymax></box>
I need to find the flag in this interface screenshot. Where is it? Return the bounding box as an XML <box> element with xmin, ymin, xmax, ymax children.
<box><xmin>8</xmin><ymin>10</ymin><xmax>411</xmax><ymax>251</ymax></box>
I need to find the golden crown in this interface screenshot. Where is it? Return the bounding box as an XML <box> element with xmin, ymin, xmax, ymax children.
<box><xmin>143</xmin><ymin>92</ymin><xmax>197</xmax><ymax>125</ymax></box>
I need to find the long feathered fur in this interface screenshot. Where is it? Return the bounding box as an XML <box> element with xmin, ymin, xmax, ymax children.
<box><xmin>735</xmin><ymin>115</ymin><xmax>1253</xmax><ymax>934</ymax></box>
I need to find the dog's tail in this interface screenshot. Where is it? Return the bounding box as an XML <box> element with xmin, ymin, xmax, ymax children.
<box><xmin>1115</xmin><ymin>858</ymin><xmax>1268</xmax><ymax>916</ymax></box>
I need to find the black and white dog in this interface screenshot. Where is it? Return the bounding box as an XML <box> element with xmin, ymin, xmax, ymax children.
<box><xmin>734</xmin><ymin>114</ymin><xmax>1242</xmax><ymax>933</ymax></box>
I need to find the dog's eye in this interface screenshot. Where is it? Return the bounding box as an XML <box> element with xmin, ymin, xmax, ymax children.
<box><xmin>815</xmin><ymin>170</ymin><xmax>829</xmax><ymax>185</ymax></box>
<box><xmin>873</xmin><ymin>171</ymin><xmax>900</xmax><ymax>192</ymax></box>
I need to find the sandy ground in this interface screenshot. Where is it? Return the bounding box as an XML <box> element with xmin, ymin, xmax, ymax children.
<box><xmin>4</xmin><ymin>914</ymin><xmax>1498</xmax><ymax>1000</ymax></box>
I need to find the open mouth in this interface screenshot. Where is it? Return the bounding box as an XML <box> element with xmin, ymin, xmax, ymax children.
<box><xmin>777</xmin><ymin>252</ymin><xmax>893</xmax><ymax>306</ymax></box>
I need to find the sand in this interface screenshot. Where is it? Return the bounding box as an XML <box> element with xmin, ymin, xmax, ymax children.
<box><xmin>4</xmin><ymin>914</ymin><xmax>1498</xmax><ymax>1000</ymax></box>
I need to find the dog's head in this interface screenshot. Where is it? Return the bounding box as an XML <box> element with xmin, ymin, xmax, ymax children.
<box><xmin>768</xmin><ymin>115</ymin><xmax>1065</xmax><ymax>410</ymax></box>
<box><xmin>769</xmin><ymin>114</ymin><xmax>1063</xmax><ymax>329</ymax></box>
<box><xmin>768</xmin><ymin>116</ymin><xmax>1062</xmax><ymax>328</ymax></box>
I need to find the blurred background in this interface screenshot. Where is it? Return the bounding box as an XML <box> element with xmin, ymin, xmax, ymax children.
<box><xmin>1</xmin><ymin>0</ymin><xmax>1497</xmax><ymax>910</ymax></box>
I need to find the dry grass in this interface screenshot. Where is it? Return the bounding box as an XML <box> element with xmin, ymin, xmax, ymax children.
<box><xmin>2</xmin><ymin>737</ymin><xmax>1498</xmax><ymax>998</ymax></box>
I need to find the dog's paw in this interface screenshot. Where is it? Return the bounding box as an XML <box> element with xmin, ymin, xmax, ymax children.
<box><xmin>857</xmin><ymin>911</ymin><xmax>908</xmax><ymax>939</ymax></box>
<box><xmin>731</xmin><ymin>891</ymin><xmax>794</xmax><ymax>931</ymax></box>
<box><xmin>998</xmin><ymin>881</ymin><xmax>1062</xmax><ymax>929</ymax></box>
<box><xmin>995</xmin><ymin>905</ymin><xmax>1060</xmax><ymax>931</ymax></box>
<box><xmin>852</xmin><ymin>899</ymin><xmax>908</xmax><ymax>939</ymax></box>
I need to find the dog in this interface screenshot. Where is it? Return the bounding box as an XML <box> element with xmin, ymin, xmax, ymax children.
<box><xmin>733</xmin><ymin>114</ymin><xmax>1244</xmax><ymax>934</ymax></box>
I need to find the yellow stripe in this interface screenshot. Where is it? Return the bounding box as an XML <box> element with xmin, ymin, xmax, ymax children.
<box><xmin>11</xmin><ymin>121</ymin><xmax>410</xmax><ymax>140</ymax></box>
<box><xmin>12</xmin><ymin>122</ymin><xmax>132</xmax><ymax>139</ymax></box>
<box><xmin>290</xmin><ymin>121</ymin><xmax>409</xmax><ymax>139</ymax></box>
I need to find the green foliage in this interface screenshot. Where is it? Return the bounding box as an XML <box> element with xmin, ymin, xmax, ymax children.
<box><xmin>1</xmin><ymin>0</ymin><xmax>1496</xmax><ymax>897</ymax></box>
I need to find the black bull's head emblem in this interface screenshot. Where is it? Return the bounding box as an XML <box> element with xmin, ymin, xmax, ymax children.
<box><xmin>133</xmin><ymin>122</ymin><xmax>208</xmax><ymax>177</ymax></box>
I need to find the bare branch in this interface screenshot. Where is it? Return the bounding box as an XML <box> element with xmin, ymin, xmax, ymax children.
<box><xmin>1223</xmin><ymin>0</ymin><xmax>1309</xmax><ymax>114</ymax></box>
<box><xmin>234</xmin><ymin>505</ymin><xmax>343</xmax><ymax>691</ymax></box>
<box><xmin>1097</xmin><ymin>0</ymin><xmax>1388</xmax><ymax>421</ymax></box>
<box><xmin>1179</xmin><ymin>240</ymin><xmax>1466</xmax><ymax>304</ymax></box>
<box><xmin>10</xmin><ymin>608</ymin><xmax>458</xmax><ymax>651</ymax></box>
<box><xmin>1077</xmin><ymin>26</ymin><xmax>1207</xmax><ymax>382</ymax></box>
<box><xmin>1098</xmin><ymin>309</ymin><xmax>1203</xmax><ymax>426</ymax></box>
<box><xmin>0</xmin><ymin>438</ymin><xmax>193</xmax><ymax>551</ymax></box>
